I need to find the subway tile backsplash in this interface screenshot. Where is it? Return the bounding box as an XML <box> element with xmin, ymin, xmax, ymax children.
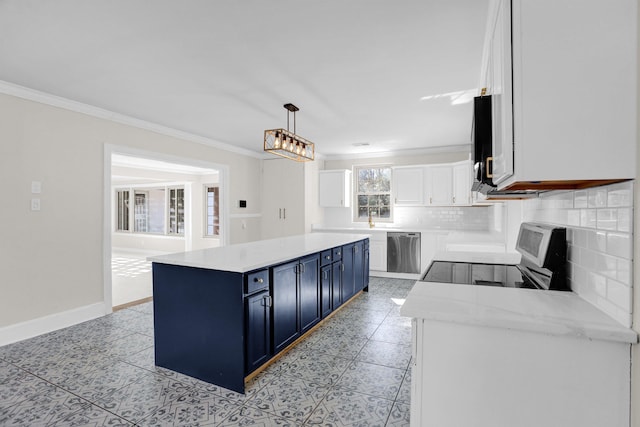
<box><xmin>522</xmin><ymin>181</ymin><xmax>634</xmax><ymax>327</ymax></box>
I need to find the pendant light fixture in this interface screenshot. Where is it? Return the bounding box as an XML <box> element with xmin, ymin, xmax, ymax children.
<box><xmin>264</xmin><ymin>103</ymin><xmax>315</xmax><ymax>162</ymax></box>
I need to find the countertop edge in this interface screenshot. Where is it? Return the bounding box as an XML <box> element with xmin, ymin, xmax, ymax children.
<box><xmin>148</xmin><ymin>233</ymin><xmax>370</xmax><ymax>273</ymax></box>
<box><xmin>400</xmin><ymin>282</ymin><xmax>637</xmax><ymax>345</ymax></box>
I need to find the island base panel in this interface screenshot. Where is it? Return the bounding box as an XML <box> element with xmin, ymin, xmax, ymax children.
<box><xmin>153</xmin><ymin>263</ymin><xmax>245</xmax><ymax>394</ymax></box>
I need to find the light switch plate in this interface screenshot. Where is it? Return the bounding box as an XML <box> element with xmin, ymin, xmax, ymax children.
<box><xmin>31</xmin><ymin>181</ymin><xmax>42</xmax><ymax>194</ymax></box>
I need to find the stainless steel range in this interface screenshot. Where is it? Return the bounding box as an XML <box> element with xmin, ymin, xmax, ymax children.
<box><xmin>420</xmin><ymin>222</ymin><xmax>568</xmax><ymax>291</ymax></box>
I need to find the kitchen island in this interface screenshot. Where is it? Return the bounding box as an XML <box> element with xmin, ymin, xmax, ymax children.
<box><xmin>148</xmin><ymin>233</ymin><xmax>370</xmax><ymax>393</ymax></box>
<box><xmin>401</xmin><ymin>252</ymin><xmax>637</xmax><ymax>427</ymax></box>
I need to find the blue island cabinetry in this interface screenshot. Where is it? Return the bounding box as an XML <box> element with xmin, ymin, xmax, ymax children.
<box><xmin>151</xmin><ymin>235</ymin><xmax>369</xmax><ymax>394</ymax></box>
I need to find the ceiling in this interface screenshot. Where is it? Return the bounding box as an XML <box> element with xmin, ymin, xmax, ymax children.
<box><xmin>0</xmin><ymin>0</ymin><xmax>489</xmax><ymax>158</ymax></box>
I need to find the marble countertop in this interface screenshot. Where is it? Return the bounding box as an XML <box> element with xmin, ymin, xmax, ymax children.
<box><xmin>148</xmin><ymin>233</ymin><xmax>369</xmax><ymax>273</ymax></box>
<box><xmin>406</xmin><ymin>250</ymin><xmax>637</xmax><ymax>344</ymax></box>
<box><xmin>401</xmin><ymin>281</ymin><xmax>637</xmax><ymax>344</ymax></box>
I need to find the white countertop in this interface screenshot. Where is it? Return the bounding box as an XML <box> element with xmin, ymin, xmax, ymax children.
<box><xmin>148</xmin><ymin>233</ymin><xmax>368</xmax><ymax>273</ymax></box>
<box><xmin>401</xmin><ymin>282</ymin><xmax>637</xmax><ymax>344</ymax></box>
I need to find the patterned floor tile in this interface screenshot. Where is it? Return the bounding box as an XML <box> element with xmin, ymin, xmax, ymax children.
<box><xmin>304</xmin><ymin>333</ymin><xmax>368</xmax><ymax>359</ymax></box>
<box><xmin>396</xmin><ymin>368</ymin><xmax>411</xmax><ymax>404</ymax></box>
<box><xmin>357</xmin><ymin>340</ymin><xmax>412</xmax><ymax>370</ymax></box>
<box><xmin>0</xmin><ymin>277</ymin><xmax>416</xmax><ymax>427</ymax></box>
<box><xmin>128</xmin><ymin>302</ymin><xmax>154</xmax><ymax>316</ymax></box>
<box><xmin>0</xmin><ymin>367</ymin><xmax>62</xmax><ymax>409</ymax></box>
<box><xmin>49</xmin><ymin>403</ymin><xmax>135</xmax><ymax>426</ymax></box>
<box><xmin>88</xmin><ymin>332</ymin><xmax>154</xmax><ymax>358</ymax></box>
<box><xmin>92</xmin><ymin>372</ymin><xmax>191</xmax><ymax>423</ymax></box>
<box><xmin>218</xmin><ymin>405</ymin><xmax>299</xmax><ymax>426</ymax></box>
<box><xmin>283</xmin><ymin>352</ymin><xmax>351</xmax><ymax>386</ymax></box>
<box><xmin>336</xmin><ymin>361</ymin><xmax>404</xmax><ymax>400</ymax></box>
<box><xmin>0</xmin><ymin>385</ymin><xmax>91</xmax><ymax>426</ymax></box>
<box><xmin>58</xmin><ymin>360</ymin><xmax>153</xmax><ymax>401</ymax></box>
<box><xmin>386</xmin><ymin>401</ymin><xmax>411</xmax><ymax>426</ymax></box>
<box><xmin>138</xmin><ymin>388</ymin><xmax>240</xmax><ymax>426</ymax></box>
<box><xmin>305</xmin><ymin>388</ymin><xmax>394</xmax><ymax>427</ymax></box>
<box><xmin>246</xmin><ymin>375</ymin><xmax>329</xmax><ymax>423</ymax></box>
<box><xmin>371</xmin><ymin>324</ymin><xmax>412</xmax><ymax>345</ymax></box>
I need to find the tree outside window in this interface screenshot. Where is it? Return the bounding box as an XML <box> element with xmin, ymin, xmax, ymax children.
<box><xmin>354</xmin><ymin>166</ymin><xmax>392</xmax><ymax>222</ymax></box>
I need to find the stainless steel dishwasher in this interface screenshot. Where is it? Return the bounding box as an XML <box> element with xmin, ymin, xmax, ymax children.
<box><xmin>387</xmin><ymin>232</ymin><xmax>421</xmax><ymax>274</ymax></box>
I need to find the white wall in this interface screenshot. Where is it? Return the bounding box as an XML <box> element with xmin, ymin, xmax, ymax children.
<box><xmin>0</xmin><ymin>91</ymin><xmax>262</xmax><ymax>329</ymax></box>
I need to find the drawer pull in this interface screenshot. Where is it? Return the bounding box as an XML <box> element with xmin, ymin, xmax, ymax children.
<box><xmin>254</xmin><ymin>277</ymin><xmax>264</xmax><ymax>283</ymax></box>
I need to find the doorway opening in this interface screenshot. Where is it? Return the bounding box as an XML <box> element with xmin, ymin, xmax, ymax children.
<box><xmin>104</xmin><ymin>146</ymin><xmax>229</xmax><ymax>310</ymax></box>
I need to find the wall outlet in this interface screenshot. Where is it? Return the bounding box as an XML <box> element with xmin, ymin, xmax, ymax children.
<box><xmin>31</xmin><ymin>198</ymin><xmax>41</xmax><ymax>211</ymax></box>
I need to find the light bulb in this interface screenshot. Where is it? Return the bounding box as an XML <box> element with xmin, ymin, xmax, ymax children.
<box><xmin>274</xmin><ymin>132</ymin><xmax>281</xmax><ymax>148</ymax></box>
<box><xmin>296</xmin><ymin>143</ymin><xmax>301</xmax><ymax>154</ymax></box>
<box><xmin>301</xmin><ymin>145</ymin><xmax>306</xmax><ymax>157</ymax></box>
<box><xmin>289</xmin><ymin>139</ymin><xmax>295</xmax><ymax>151</ymax></box>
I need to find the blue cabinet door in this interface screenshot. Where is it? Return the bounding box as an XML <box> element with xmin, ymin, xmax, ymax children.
<box><xmin>354</xmin><ymin>240</ymin><xmax>365</xmax><ymax>292</ymax></box>
<box><xmin>245</xmin><ymin>290</ymin><xmax>271</xmax><ymax>374</ymax></box>
<box><xmin>321</xmin><ymin>264</ymin><xmax>332</xmax><ymax>318</ymax></box>
<box><xmin>341</xmin><ymin>243</ymin><xmax>356</xmax><ymax>301</ymax></box>
<box><xmin>332</xmin><ymin>261</ymin><xmax>342</xmax><ymax>309</ymax></box>
<box><xmin>272</xmin><ymin>260</ymin><xmax>300</xmax><ymax>353</ymax></box>
<box><xmin>300</xmin><ymin>254</ymin><xmax>320</xmax><ymax>333</ymax></box>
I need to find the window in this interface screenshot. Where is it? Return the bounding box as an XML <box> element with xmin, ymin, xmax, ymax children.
<box><xmin>354</xmin><ymin>166</ymin><xmax>392</xmax><ymax>222</ymax></box>
<box><xmin>205</xmin><ymin>186</ymin><xmax>220</xmax><ymax>236</ymax></box>
<box><xmin>168</xmin><ymin>188</ymin><xmax>185</xmax><ymax>235</ymax></box>
<box><xmin>115</xmin><ymin>186</ymin><xmax>183</xmax><ymax>236</ymax></box>
<box><xmin>116</xmin><ymin>190</ymin><xmax>130</xmax><ymax>231</ymax></box>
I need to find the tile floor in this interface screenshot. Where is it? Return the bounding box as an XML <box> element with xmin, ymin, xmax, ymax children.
<box><xmin>0</xmin><ymin>277</ymin><xmax>414</xmax><ymax>426</ymax></box>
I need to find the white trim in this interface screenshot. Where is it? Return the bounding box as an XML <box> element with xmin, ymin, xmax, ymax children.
<box><xmin>0</xmin><ymin>80</ymin><xmax>263</xmax><ymax>159</ymax></box>
<box><xmin>322</xmin><ymin>144</ymin><xmax>472</xmax><ymax>161</ymax></box>
<box><xmin>0</xmin><ymin>303</ymin><xmax>106</xmax><ymax>347</ymax></box>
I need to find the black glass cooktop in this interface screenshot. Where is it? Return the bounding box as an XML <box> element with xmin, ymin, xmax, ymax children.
<box><xmin>420</xmin><ymin>261</ymin><xmax>539</xmax><ymax>289</ymax></box>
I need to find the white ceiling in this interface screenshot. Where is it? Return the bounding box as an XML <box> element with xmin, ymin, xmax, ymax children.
<box><xmin>0</xmin><ymin>0</ymin><xmax>489</xmax><ymax>158</ymax></box>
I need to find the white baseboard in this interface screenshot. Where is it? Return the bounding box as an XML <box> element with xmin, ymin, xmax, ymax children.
<box><xmin>0</xmin><ymin>303</ymin><xmax>108</xmax><ymax>347</ymax></box>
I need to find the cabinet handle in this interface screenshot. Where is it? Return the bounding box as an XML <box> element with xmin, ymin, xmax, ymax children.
<box><xmin>279</xmin><ymin>208</ymin><xmax>282</xmax><ymax>219</ymax></box>
<box><xmin>254</xmin><ymin>277</ymin><xmax>264</xmax><ymax>283</ymax></box>
<box><xmin>323</xmin><ymin>271</ymin><xmax>328</xmax><ymax>280</ymax></box>
<box><xmin>486</xmin><ymin>156</ymin><xmax>493</xmax><ymax>178</ymax></box>
<box><xmin>453</xmin><ymin>196</ymin><xmax>456</xmax><ymax>204</ymax></box>
<box><xmin>429</xmin><ymin>197</ymin><xmax>432</xmax><ymax>205</ymax></box>
<box><xmin>262</xmin><ymin>296</ymin><xmax>272</xmax><ymax>307</ymax></box>
<box><xmin>283</xmin><ymin>208</ymin><xmax>286</xmax><ymax>220</ymax></box>
<box><xmin>340</xmin><ymin>199</ymin><xmax>343</xmax><ymax>206</ymax></box>
<box><xmin>325</xmin><ymin>255</ymin><xmax>331</xmax><ymax>260</ymax></box>
<box><xmin>341</xmin><ymin>263</ymin><xmax>345</xmax><ymax>272</ymax></box>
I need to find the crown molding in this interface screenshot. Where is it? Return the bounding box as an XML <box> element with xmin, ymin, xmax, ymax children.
<box><xmin>0</xmin><ymin>80</ymin><xmax>264</xmax><ymax>159</ymax></box>
<box><xmin>320</xmin><ymin>144</ymin><xmax>471</xmax><ymax>161</ymax></box>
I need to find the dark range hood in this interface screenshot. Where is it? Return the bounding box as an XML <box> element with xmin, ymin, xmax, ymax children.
<box><xmin>471</xmin><ymin>95</ymin><xmax>538</xmax><ymax>199</ymax></box>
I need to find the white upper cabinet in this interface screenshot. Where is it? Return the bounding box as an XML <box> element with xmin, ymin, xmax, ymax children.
<box><xmin>392</xmin><ymin>166</ymin><xmax>424</xmax><ymax>205</ymax></box>
<box><xmin>452</xmin><ymin>161</ymin><xmax>472</xmax><ymax>206</ymax></box>
<box><xmin>485</xmin><ymin>0</ymin><xmax>637</xmax><ymax>189</ymax></box>
<box><xmin>425</xmin><ymin>164</ymin><xmax>453</xmax><ymax>206</ymax></box>
<box><xmin>319</xmin><ymin>170</ymin><xmax>351</xmax><ymax>208</ymax></box>
<box><xmin>424</xmin><ymin>161</ymin><xmax>473</xmax><ymax>206</ymax></box>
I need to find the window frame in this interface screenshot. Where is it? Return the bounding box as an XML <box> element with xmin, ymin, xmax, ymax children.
<box><xmin>204</xmin><ymin>184</ymin><xmax>220</xmax><ymax>237</ymax></box>
<box><xmin>352</xmin><ymin>164</ymin><xmax>393</xmax><ymax>223</ymax></box>
<box><xmin>114</xmin><ymin>184</ymin><xmax>185</xmax><ymax>237</ymax></box>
